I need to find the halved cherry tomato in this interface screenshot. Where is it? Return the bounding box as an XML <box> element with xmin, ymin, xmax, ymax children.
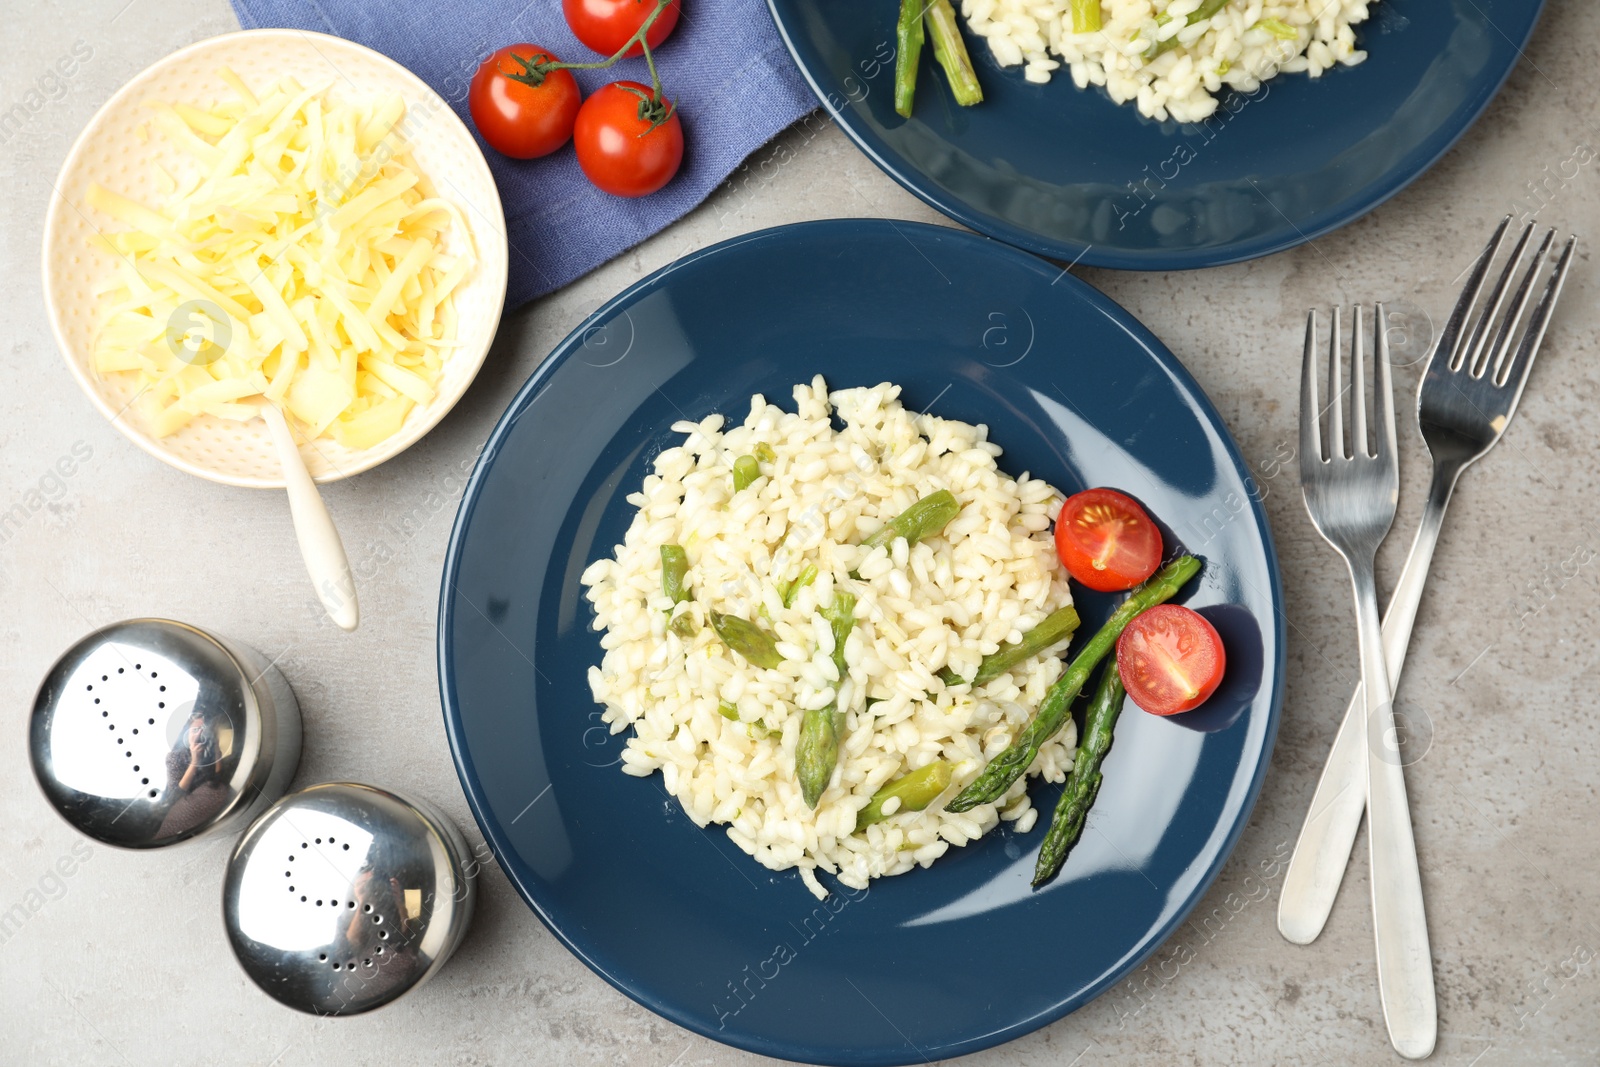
<box><xmin>573</xmin><ymin>81</ymin><xmax>684</xmax><ymax>197</ymax></box>
<box><xmin>564</xmin><ymin>0</ymin><xmax>682</xmax><ymax>58</ymax></box>
<box><xmin>468</xmin><ymin>45</ymin><xmax>582</xmax><ymax>159</ymax></box>
<box><xmin>1054</xmin><ymin>488</ymin><xmax>1162</xmax><ymax>592</ymax></box>
<box><xmin>1116</xmin><ymin>605</ymin><xmax>1226</xmax><ymax>716</ymax></box>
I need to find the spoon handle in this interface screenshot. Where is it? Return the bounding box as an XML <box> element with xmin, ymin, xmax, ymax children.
<box><xmin>260</xmin><ymin>403</ymin><xmax>359</xmax><ymax>631</ymax></box>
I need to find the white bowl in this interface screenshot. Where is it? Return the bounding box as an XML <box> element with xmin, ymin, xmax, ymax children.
<box><xmin>41</xmin><ymin>29</ymin><xmax>508</xmax><ymax>488</ymax></box>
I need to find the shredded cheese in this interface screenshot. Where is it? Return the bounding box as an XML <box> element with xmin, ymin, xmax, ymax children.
<box><xmin>87</xmin><ymin>69</ymin><xmax>474</xmax><ymax>451</ymax></box>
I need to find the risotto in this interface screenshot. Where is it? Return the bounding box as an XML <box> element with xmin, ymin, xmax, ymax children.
<box><xmin>960</xmin><ymin>0</ymin><xmax>1375</xmax><ymax>123</ymax></box>
<box><xmin>581</xmin><ymin>378</ymin><xmax>1078</xmax><ymax>898</ymax></box>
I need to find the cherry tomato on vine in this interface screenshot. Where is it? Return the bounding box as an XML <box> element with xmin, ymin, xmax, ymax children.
<box><xmin>1054</xmin><ymin>488</ymin><xmax>1162</xmax><ymax>592</ymax></box>
<box><xmin>468</xmin><ymin>45</ymin><xmax>582</xmax><ymax>159</ymax></box>
<box><xmin>564</xmin><ymin>0</ymin><xmax>682</xmax><ymax>58</ymax></box>
<box><xmin>573</xmin><ymin>81</ymin><xmax>685</xmax><ymax>197</ymax></box>
<box><xmin>1116</xmin><ymin>605</ymin><xmax>1227</xmax><ymax>716</ymax></box>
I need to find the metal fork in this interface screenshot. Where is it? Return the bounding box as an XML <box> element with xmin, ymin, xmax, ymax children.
<box><xmin>1296</xmin><ymin>304</ymin><xmax>1435</xmax><ymax>1059</ymax></box>
<box><xmin>1279</xmin><ymin>221</ymin><xmax>1577</xmax><ymax>959</ymax></box>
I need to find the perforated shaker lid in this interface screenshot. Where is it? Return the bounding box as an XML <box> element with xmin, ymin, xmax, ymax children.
<box><xmin>29</xmin><ymin>619</ymin><xmax>288</xmax><ymax>848</ymax></box>
<box><xmin>222</xmin><ymin>782</ymin><xmax>477</xmax><ymax>1015</ymax></box>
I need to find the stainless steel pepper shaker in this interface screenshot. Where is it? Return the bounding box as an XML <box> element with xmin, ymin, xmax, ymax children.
<box><xmin>221</xmin><ymin>782</ymin><xmax>477</xmax><ymax>1014</ymax></box>
<box><xmin>29</xmin><ymin>619</ymin><xmax>302</xmax><ymax>848</ymax></box>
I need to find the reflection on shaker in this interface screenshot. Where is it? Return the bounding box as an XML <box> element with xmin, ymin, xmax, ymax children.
<box><xmin>155</xmin><ymin>707</ymin><xmax>233</xmax><ymax>838</ymax></box>
<box><xmin>324</xmin><ymin>850</ymin><xmax>424</xmax><ymax>1008</ymax></box>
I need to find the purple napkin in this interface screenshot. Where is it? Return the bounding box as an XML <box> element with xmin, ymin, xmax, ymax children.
<box><xmin>231</xmin><ymin>0</ymin><xmax>817</xmax><ymax>306</ymax></box>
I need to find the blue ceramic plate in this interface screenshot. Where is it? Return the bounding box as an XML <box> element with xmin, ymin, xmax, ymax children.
<box><xmin>766</xmin><ymin>0</ymin><xmax>1546</xmax><ymax>269</ymax></box>
<box><xmin>439</xmin><ymin>220</ymin><xmax>1284</xmax><ymax>1065</ymax></box>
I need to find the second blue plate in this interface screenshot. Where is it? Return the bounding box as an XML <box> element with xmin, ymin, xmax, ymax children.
<box><xmin>767</xmin><ymin>0</ymin><xmax>1546</xmax><ymax>270</ymax></box>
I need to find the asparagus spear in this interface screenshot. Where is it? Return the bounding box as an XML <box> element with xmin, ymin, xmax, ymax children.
<box><xmin>1254</xmin><ymin>16</ymin><xmax>1299</xmax><ymax>39</ymax></box>
<box><xmin>796</xmin><ymin>710</ymin><xmax>839</xmax><ymax>808</ymax></box>
<box><xmin>945</xmin><ymin>555</ymin><xmax>1201</xmax><ymax>812</ymax></box>
<box><xmin>662</xmin><ymin>545</ymin><xmax>697</xmax><ymax>635</ymax></box>
<box><xmin>940</xmin><ymin>604</ymin><xmax>1081</xmax><ymax>688</ymax></box>
<box><xmin>862</xmin><ymin>489</ymin><xmax>961</xmax><ymax>550</ymax></box>
<box><xmin>849</xmin><ymin>490</ymin><xmax>962</xmax><ymax>579</ymax></box>
<box><xmin>733</xmin><ymin>454</ymin><xmax>761</xmax><ymax>491</ymax></box>
<box><xmin>825</xmin><ymin>592</ymin><xmax>855</xmax><ymax>676</ymax></box>
<box><xmin>1146</xmin><ymin>0</ymin><xmax>1230</xmax><ymax>57</ymax></box>
<box><xmin>780</xmin><ymin>563</ymin><xmax>818</xmax><ymax>608</ymax></box>
<box><xmin>661</xmin><ymin>545</ymin><xmax>689</xmax><ymax>603</ymax></box>
<box><xmin>796</xmin><ymin>592</ymin><xmax>856</xmax><ymax>808</ymax></box>
<box><xmin>924</xmin><ymin>0</ymin><xmax>983</xmax><ymax>107</ymax></box>
<box><xmin>894</xmin><ymin>0</ymin><xmax>926</xmax><ymax>118</ymax></box>
<box><xmin>1032</xmin><ymin>661</ymin><xmax>1124</xmax><ymax>886</ymax></box>
<box><xmin>856</xmin><ymin>759</ymin><xmax>955</xmax><ymax>830</ymax></box>
<box><xmin>1070</xmin><ymin>0</ymin><xmax>1101</xmax><ymax>33</ymax></box>
<box><xmin>711</xmin><ymin>612</ymin><xmax>783</xmax><ymax>669</ymax></box>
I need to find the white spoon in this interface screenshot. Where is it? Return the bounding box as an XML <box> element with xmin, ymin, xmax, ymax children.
<box><xmin>257</xmin><ymin>401</ymin><xmax>359</xmax><ymax>631</ymax></box>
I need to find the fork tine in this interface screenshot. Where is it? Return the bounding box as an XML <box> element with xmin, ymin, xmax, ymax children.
<box><xmin>1351</xmin><ymin>305</ymin><xmax>1368</xmax><ymax>456</ymax></box>
<box><xmin>1497</xmin><ymin>235</ymin><xmax>1576</xmax><ymax>393</ymax></box>
<box><xmin>1465</xmin><ymin>223</ymin><xmax>1536</xmax><ymax>378</ymax></box>
<box><xmin>1375</xmin><ymin>303</ymin><xmax>1398</xmax><ymax>463</ymax></box>
<box><xmin>1437</xmin><ymin>215</ymin><xmax>1511</xmax><ymax>373</ymax></box>
<box><xmin>1328</xmin><ymin>307</ymin><xmax>1345</xmax><ymax>459</ymax></box>
<box><xmin>1487</xmin><ymin>228</ymin><xmax>1555</xmax><ymax>384</ymax></box>
<box><xmin>1301</xmin><ymin>309</ymin><xmax>1323</xmax><ymax>465</ymax></box>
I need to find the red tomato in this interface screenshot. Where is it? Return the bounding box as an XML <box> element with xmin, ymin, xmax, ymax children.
<box><xmin>573</xmin><ymin>81</ymin><xmax>684</xmax><ymax>197</ymax></box>
<box><xmin>1054</xmin><ymin>488</ymin><xmax>1163</xmax><ymax>592</ymax></box>
<box><xmin>1117</xmin><ymin>605</ymin><xmax>1226</xmax><ymax>715</ymax></box>
<box><xmin>468</xmin><ymin>45</ymin><xmax>581</xmax><ymax>159</ymax></box>
<box><xmin>564</xmin><ymin>0</ymin><xmax>681</xmax><ymax>58</ymax></box>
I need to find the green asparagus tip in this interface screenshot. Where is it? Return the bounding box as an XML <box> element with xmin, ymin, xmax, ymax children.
<box><xmin>710</xmin><ymin>611</ymin><xmax>783</xmax><ymax>669</ymax></box>
<box><xmin>796</xmin><ymin>705</ymin><xmax>841</xmax><ymax>809</ymax></box>
<box><xmin>863</xmin><ymin>489</ymin><xmax>961</xmax><ymax>550</ymax></box>
<box><xmin>1032</xmin><ymin>661</ymin><xmax>1124</xmax><ymax>887</ymax></box>
<box><xmin>661</xmin><ymin>544</ymin><xmax>689</xmax><ymax>604</ymax></box>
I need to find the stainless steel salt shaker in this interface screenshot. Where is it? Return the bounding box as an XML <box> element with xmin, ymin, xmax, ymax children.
<box><xmin>29</xmin><ymin>619</ymin><xmax>302</xmax><ymax>848</ymax></box>
<box><xmin>222</xmin><ymin>782</ymin><xmax>477</xmax><ymax>1015</ymax></box>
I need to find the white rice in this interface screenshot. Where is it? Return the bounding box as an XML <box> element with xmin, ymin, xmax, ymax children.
<box><xmin>581</xmin><ymin>378</ymin><xmax>1076</xmax><ymax>899</ymax></box>
<box><xmin>960</xmin><ymin>0</ymin><xmax>1374</xmax><ymax>123</ymax></box>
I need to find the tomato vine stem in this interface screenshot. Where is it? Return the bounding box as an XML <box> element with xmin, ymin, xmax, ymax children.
<box><xmin>503</xmin><ymin>0</ymin><xmax>675</xmax><ymax>115</ymax></box>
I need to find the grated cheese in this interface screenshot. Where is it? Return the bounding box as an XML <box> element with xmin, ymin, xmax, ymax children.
<box><xmin>86</xmin><ymin>68</ymin><xmax>475</xmax><ymax>451</ymax></box>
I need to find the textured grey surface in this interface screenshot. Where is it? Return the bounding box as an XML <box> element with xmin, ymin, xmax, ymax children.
<box><xmin>3</xmin><ymin>1</ymin><xmax>1599</xmax><ymax>1064</ymax></box>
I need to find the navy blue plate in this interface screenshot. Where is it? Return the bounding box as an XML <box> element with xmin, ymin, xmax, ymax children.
<box><xmin>439</xmin><ymin>220</ymin><xmax>1284</xmax><ymax>1065</ymax></box>
<box><xmin>766</xmin><ymin>0</ymin><xmax>1546</xmax><ymax>269</ymax></box>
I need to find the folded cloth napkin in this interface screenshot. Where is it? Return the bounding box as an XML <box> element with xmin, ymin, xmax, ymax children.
<box><xmin>231</xmin><ymin>0</ymin><xmax>817</xmax><ymax>307</ymax></box>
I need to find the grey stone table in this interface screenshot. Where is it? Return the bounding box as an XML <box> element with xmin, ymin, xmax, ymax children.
<box><xmin>3</xmin><ymin>1</ymin><xmax>1597</xmax><ymax>1064</ymax></box>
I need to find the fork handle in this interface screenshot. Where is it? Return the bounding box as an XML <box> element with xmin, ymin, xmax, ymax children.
<box><xmin>1278</xmin><ymin>459</ymin><xmax>1463</xmax><ymax>946</ymax></box>
<box><xmin>1350</xmin><ymin>556</ymin><xmax>1437</xmax><ymax>1060</ymax></box>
